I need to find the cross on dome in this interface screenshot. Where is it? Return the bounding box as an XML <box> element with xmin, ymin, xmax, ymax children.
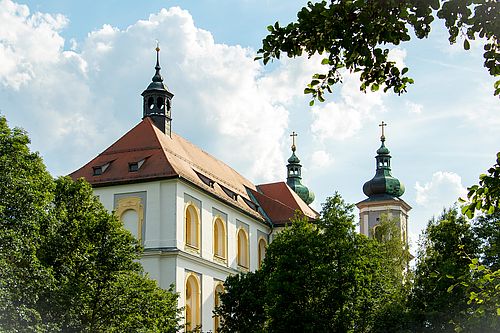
<box><xmin>379</xmin><ymin>121</ymin><xmax>387</xmax><ymax>141</ymax></box>
<box><xmin>290</xmin><ymin>131</ymin><xmax>297</xmax><ymax>152</ymax></box>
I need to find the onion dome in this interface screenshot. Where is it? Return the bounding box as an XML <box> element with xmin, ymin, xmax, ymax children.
<box><xmin>286</xmin><ymin>132</ymin><xmax>315</xmax><ymax>205</ymax></box>
<box><xmin>362</xmin><ymin>123</ymin><xmax>405</xmax><ymax>198</ymax></box>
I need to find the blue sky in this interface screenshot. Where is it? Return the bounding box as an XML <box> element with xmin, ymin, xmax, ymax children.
<box><xmin>1</xmin><ymin>0</ymin><xmax>499</xmax><ymax>251</ymax></box>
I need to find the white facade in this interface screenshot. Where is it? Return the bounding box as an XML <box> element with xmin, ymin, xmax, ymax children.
<box><xmin>94</xmin><ymin>177</ymin><xmax>270</xmax><ymax>331</ymax></box>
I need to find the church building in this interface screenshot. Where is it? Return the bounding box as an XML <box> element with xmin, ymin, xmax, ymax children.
<box><xmin>70</xmin><ymin>47</ymin><xmax>318</xmax><ymax>332</ymax></box>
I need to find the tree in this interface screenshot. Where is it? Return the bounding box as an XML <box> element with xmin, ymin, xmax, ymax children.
<box><xmin>214</xmin><ymin>270</ymin><xmax>267</xmax><ymax>333</ymax></box>
<box><xmin>216</xmin><ymin>194</ymin><xmax>409</xmax><ymax>332</ymax></box>
<box><xmin>456</xmin><ymin>156</ymin><xmax>500</xmax><ymax>331</ymax></box>
<box><xmin>408</xmin><ymin>208</ymin><xmax>480</xmax><ymax>332</ymax></box>
<box><xmin>38</xmin><ymin>177</ymin><xmax>180</xmax><ymax>332</ymax></box>
<box><xmin>0</xmin><ymin>116</ymin><xmax>55</xmax><ymax>331</ymax></box>
<box><xmin>0</xmin><ymin>116</ymin><xmax>180</xmax><ymax>332</ymax></box>
<box><xmin>256</xmin><ymin>0</ymin><xmax>500</xmax><ymax>104</ymax></box>
<box><xmin>461</xmin><ymin>152</ymin><xmax>500</xmax><ymax>219</ymax></box>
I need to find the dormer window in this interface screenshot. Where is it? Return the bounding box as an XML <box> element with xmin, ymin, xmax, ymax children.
<box><xmin>243</xmin><ymin>197</ymin><xmax>259</xmax><ymax>211</ymax></box>
<box><xmin>128</xmin><ymin>158</ymin><xmax>146</xmax><ymax>172</ymax></box>
<box><xmin>93</xmin><ymin>162</ymin><xmax>111</xmax><ymax>176</ymax></box>
<box><xmin>129</xmin><ymin>163</ymin><xmax>139</xmax><ymax>172</ymax></box>
<box><xmin>195</xmin><ymin>171</ymin><xmax>215</xmax><ymax>188</ymax></box>
<box><xmin>220</xmin><ymin>185</ymin><xmax>238</xmax><ymax>200</ymax></box>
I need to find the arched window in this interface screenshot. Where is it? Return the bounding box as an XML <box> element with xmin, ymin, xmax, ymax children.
<box><xmin>185</xmin><ymin>273</ymin><xmax>201</xmax><ymax>331</ymax></box>
<box><xmin>258</xmin><ymin>237</ymin><xmax>267</xmax><ymax>268</ymax></box>
<box><xmin>147</xmin><ymin>97</ymin><xmax>154</xmax><ymax>110</ymax></box>
<box><xmin>115</xmin><ymin>197</ymin><xmax>144</xmax><ymax>243</ymax></box>
<box><xmin>185</xmin><ymin>204</ymin><xmax>200</xmax><ymax>250</ymax></box>
<box><xmin>237</xmin><ymin>228</ymin><xmax>249</xmax><ymax>269</ymax></box>
<box><xmin>214</xmin><ymin>282</ymin><xmax>224</xmax><ymax>332</ymax></box>
<box><xmin>213</xmin><ymin>217</ymin><xmax>226</xmax><ymax>260</ymax></box>
<box><xmin>156</xmin><ymin>97</ymin><xmax>165</xmax><ymax>110</ymax></box>
<box><xmin>373</xmin><ymin>225</ymin><xmax>383</xmax><ymax>241</ymax></box>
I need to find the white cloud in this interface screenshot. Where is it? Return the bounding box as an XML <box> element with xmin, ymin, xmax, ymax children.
<box><xmin>387</xmin><ymin>47</ymin><xmax>407</xmax><ymax>69</ymax></box>
<box><xmin>0</xmin><ymin>0</ymin><xmax>68</xmax><ymax>89</ymax></box>
<box><xmin>0</xmin><ymin>2</ymin><xmax>314</xmax><ymax>182</ymax></box>
<box><xmin>405</xmin><ymin>100</ymin><xmax>423</xmax><ymax>114</ymax></box>
<box><xmin>310</xmin><ymin>72</ymin><xmax>386</xmax><ymax>142</ymax></box>
<box><xmin>415</xmin><ymin>171</ymin><xmax>467</xmax><ymax>213</ymax></box>
<box><xmin>311</xmin><ymin>150</ymin><xmax>333</xmax><ymax>169</ymax></box>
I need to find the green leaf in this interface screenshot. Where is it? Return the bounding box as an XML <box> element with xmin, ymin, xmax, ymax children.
<box><xmin>464</xmin><ymin>39</ymin><xmax>470</xmax><ymax>50</ymax></box>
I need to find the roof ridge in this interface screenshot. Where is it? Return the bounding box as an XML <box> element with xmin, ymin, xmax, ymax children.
<box><xmin>103</xmin><ymin>146</ymin><xmax>162</xmax><ymax>155</ymax></box>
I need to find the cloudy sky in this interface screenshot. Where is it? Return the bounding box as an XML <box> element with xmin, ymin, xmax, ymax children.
<box><xmin>1</xmin><ymin>0</ymin><xmax>498</xmax><ymax>250</ymax></box>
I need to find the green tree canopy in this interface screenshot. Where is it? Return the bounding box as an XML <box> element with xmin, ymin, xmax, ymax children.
<box><xmin>0</xmin><ymin>116</ymin><xmax>180</xmax><ymax>332</ymax></box>
<box><xmin>461</xmin><ymin>152</ymin><xmax>500</xmax><ymax>218</ymax></box>
<box><xmin>216</xmin><ymin>193</ymin><xmax>409</xmax><ymax>332</ymax></box>
<box><xmin>257</xmin><ymin>0</ymin><xmax>500</xmax><ymax>104</ymax></box>
<box><xmin>408</xmin><ymin>208</ymin><xmax>484</xmax><ymax>332</ymax></box>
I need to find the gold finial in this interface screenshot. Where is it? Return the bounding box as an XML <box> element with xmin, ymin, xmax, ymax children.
<box><xmin>379</xmin><ymin>121</ymin><xmax>387</xmax><ymax>141</ymax></box>
<box><xmin>290</xmin><ymin>131</ymin><xmax>297</xmax><ymax>152</ymax></box>
<box><xmin>155</xmin><ymin>40</ymin><xmax>160</xmax><ymax>52</ymax></box>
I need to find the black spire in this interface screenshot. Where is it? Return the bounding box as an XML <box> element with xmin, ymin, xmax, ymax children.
<box><xmin>141</xmin><ymin>43</ymin><xmax>174</xmax><ymax>136</ymax></box>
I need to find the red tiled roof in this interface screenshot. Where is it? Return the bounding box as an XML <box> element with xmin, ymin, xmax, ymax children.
<box><xmin>70</xmin><ymin>118</ymin><xmax>317</xmax><ymax>225</ymax></box>
<box><xmin>254</xmin><ymin>182</ymin><xmax>318</xmax><ymax>226</ymax></box>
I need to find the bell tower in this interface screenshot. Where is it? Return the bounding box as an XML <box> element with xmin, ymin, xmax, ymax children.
<box><xmin>286</xmin><ymin>132</ymin><xmax>315</xmax><ymax>205</ymax></box>
<box><xmin>356</xmin><ymin>122</ymin><xmax>411</xmax><ymax>244</ymax></box>
<box><xmin>141</xmin><ymin>43</ymin><xmax>174</xmax><ymax>136</ymax></box>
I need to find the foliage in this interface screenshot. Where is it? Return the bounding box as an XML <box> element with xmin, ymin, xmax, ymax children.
<box><xmin>454</xmin><ymin>157</ymin><xmax>500</xmax><ymax>331</ymax></box>
<box><xmin>473</xmin><ymin>211</ymin><xmax>500</xmax><ymax>271</ymax></box>
<box><xmin>0</xmin><ymin>116</ymin><xmax>180</xmax><ymax>332</ymax></box>
<box><xmin>464</xmin><ymin>258</ymin><xmax>500</xmax><ymax>330</ymax></box>
<box><xmin>216</xmin><ymin>193</ymin><xmax>409</xmax><ymax>332</ymax></box>
<box><xmin>408</xmin><ymin>208</ymin><xmax>480</xmax><ymax>332</ymax></box>
<box><xmin>214</xmin><ymin>270</ymin><xmax>267</xmax><ymax>333</ymax></box>
<box><xmin>0</xmin><ymin>116</ymin><xmax>55</xmax><ymax>331</ymax></box>
<box><xmin>256</xmin><ymin>0</ymin><xmax>500</xmax><ymax>104</ymax></box>
<box><xmin>461</xmin><ymin>152</ymin><xmax>500</xmax><ymax>218</ymax></box>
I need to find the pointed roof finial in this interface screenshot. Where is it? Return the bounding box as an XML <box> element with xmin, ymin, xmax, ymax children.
<box><xmin>379</xmin><ymin>121</ymin><xmax>387</xmax><ymax>142</ymax></box>
<box><xmin>290</xmin><ymin>131</ymin><xmax>297</xmax><ymax>152</ymax></box>
<box><xmin>152</xmin><ymin>40</ymin><xmax>163</xmax><ymax>83</ymax></box>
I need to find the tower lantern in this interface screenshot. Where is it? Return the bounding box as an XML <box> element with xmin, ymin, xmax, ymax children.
<box><xmin>141</xmin><ymin>43</ymin><xmax>174</xmax><ymax>136</ymax></box>
<box><xmin>286</xmin><ymin>132</ymin><xmax>314</xmax><ymax>205</ymax></box>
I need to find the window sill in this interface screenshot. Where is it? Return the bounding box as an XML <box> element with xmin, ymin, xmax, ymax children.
<box><xmin>237</xmin><ymin>264</ymin><xmax>249</xmax><ymax>272</ymax></box>
<box><xmin>213</xmin><ymin>255</ymin><xmax>227</xmax><ymax>265</ymax></box>
<box><xmin>185</xmin><ymin>243</ymin><xmax>200</xmax><ymax>254</ymax></box>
